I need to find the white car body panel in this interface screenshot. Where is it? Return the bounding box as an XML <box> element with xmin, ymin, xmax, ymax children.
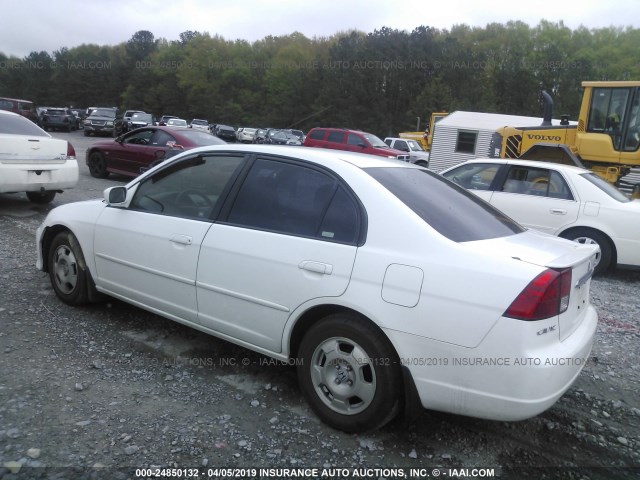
<box><xmin>197</xmin><ymin>224</ymin><xmax>357</xmax><ymax>352</ymax></box>
<box><xmin>36</xmin><ymin>145</ymin><xmax>600</xmax><ymax>423</ymax></box>
<box><xmin>0</xmin><ymin>131</ymin><xmax>78</xmax><ymax>193</ymax></box>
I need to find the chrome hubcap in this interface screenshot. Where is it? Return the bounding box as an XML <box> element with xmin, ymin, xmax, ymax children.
<box><xmin>53</xmin><ymin>245</ymin><xmax>78</xmax><ymax>294</ymax></box>
<box><xmin>310</xmin><ymin>337</ymin><xmax>376</xmax><ymax>415</ymax></box>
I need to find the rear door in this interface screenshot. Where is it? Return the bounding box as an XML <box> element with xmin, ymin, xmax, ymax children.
<box><xmin>489</xmin><ymin>165</ymin><xmax>580</xmax><ymax>234</ymax></box>
<box><xmin>196</xmin><ymin>156</ymin><xmax>363</xmax><ymax>352</ymax></box>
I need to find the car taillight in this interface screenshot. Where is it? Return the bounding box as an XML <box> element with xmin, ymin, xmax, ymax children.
<box><xmin>67</xmin><ymin>142</ymin><xmax>76</xmax><ymax>159</ymax></box>
<box><xmin>504</xmin><ymin>268</ymin><xmax>572</xmax><ymax>321</ymax></box>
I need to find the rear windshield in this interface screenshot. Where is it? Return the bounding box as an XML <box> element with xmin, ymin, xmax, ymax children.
<box><xmin>0</xmin><ymin>113</ymin><xmax>48</xmax><ymax>137</ymax></box>
<box><xmin>366</xmin><ymin>167</ymin><xmax>524</xmax><ymax>242</ymax></box>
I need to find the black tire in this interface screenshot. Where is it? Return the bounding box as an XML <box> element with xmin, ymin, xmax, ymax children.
<box><xmin>26</xmin><ymin>191</ymin><xmax>56</xmax><ymax>204</ymax></box>
<box><xmin>297</xmin><ymin>313</ymin><xmax>402</xmax><ymax>432</ymax></box>
<box><xmin>84</xmin><ymin>130</ymin><xmax>90</xmax><ymax>137</ymax></box>
<box><xmin>88</xmin><ymin>151</ymin><xmax>109</xmax><ymax>178</ymax></box>
<box><xmin>415</xmin><ymin>160</ymin><xmax>429</xmax><ymax>168</ymax></box>
<box><xmin>48</xmin><ymin>231</ymin><xmax>90</xmax><ymax>305</ymax></box>
<box><xmin>561</xmin><ymin>228</ymin><xmax>613</xmax><ymax>275</ymax></box>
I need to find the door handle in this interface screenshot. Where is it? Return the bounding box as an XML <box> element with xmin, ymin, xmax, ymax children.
<box><xmin>550</xmin><ymin>209</ymin><xmax>567</xmax><ymax>215</ymax></box>
<box><xmin>170</xmin><ymin>234</ymin><xmax>192</xmax><ymax>245</ymax></box>
<box><xmin>299</xmin><ymin>261</ymin><xmax>333</xmax><ymax>275</ymax></box>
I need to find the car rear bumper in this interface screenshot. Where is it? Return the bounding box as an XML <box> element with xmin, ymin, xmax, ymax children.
<box><xmin>0</xmin><ymin>159</ymin><xmax>79</xmax><ymax>193</ymax></box>
<box><xmin>385</xmin><ymin>305</ymin><xmax>598</xmax><ymax>421</ymax></box>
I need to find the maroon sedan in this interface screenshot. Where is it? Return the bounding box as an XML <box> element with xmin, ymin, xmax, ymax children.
<box><xmin>86</xmin><ymin>126</ymin><xmax>225</xmax><ymax>178</ymax></box>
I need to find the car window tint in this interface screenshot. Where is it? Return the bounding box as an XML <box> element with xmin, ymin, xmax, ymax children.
<box><xmin>151</xmin><ymin>130</ymin><xmax>177</xmax><ymax>146</ymax></box>
<box><xmin>347</xmin><ymin>133</ymin><xmax>363</xmax><ymax>146</ymax></box>
<box><xmin>327</xmin><ymin>131</ymin><xmax>345</xmax><ymax>143</ymax></box>
<box><xmin>0</xmin><ymin>113</ymin><xmax>47</xmax><ymax>136</ymax></box>
<box><xmin>366</xmin><ymin>167</ymin><xmax>523</xmax><ymax>242</ymax></box>
<box><xmin>318</xmin><ymin>186</ymin><xmax>360</xmax><ymax>244</ymax></box>
<box><xmin>309</xmin><ymin>129</ymin><xmax>326</xmax><ymax>140</ymax></box>
<box><xmin>443</xmin><ymin>163</ymin><xmax>499</xmax><ymax>191</ymax></box>
<box><xmin>129</xmin><ymin>155</ymin><xmax>244</xmax><ymax>220</ymax></box>
<box><xmin>502</xmin><ymin>165</ymin><xmax>573</xmax><ymax>199</ymax></box>
<box><xmin>124</xmin><ymin>129</ymin><xmax>154</xmax><ymax>145</ymax></box>
<box><xmin>227</xmin><ymin>159</ymin><xmax>359</xmax><ymax>242</ymax></box>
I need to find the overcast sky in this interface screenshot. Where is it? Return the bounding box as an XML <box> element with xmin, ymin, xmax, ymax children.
<box><xmin>1</xmin><ymin>0</ymin><xmax>638</xmax><ymax>58</ymax></box>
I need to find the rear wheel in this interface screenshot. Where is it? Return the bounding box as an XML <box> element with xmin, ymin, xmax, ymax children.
<box><xmin>88</xmin><ymin>151</ymin><xmax>109</xmax><ymax>178</ymax></box>
<box><xmin>561</xmin><ymin>228</ymin><xmax>612</xmax><ymax>275</ymax></box>
<box><xmin>297</xmin><ymin>313</ymin><xmax>402</xmax><ymax>432</ymax></box>
<box><xmin>26</xmin><ymin>191</ymin><xmax>56</xmax><ymax>204</ymax></box>
<box><xmin>48</xmin><ymin>231</ymin><xmax>89</xmax><ymax>305</ymax></box>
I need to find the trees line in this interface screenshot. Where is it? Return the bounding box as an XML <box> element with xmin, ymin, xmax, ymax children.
<box><xmin>1</xmin><ymin>22</ymin><xmax>638</xmax><ymax>136</ymax></box>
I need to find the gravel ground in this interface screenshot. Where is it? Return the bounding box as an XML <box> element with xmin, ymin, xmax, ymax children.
<box><xmin>0</xmin><ymin>131</ymin><xmax>639</xmax><ymax>480</ymax></box>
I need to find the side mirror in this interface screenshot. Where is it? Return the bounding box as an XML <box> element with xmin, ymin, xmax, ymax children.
<box><xmin>104</xmin><ymin>186</ymin><xmax>127</xmax><ymax>205</ymax></box>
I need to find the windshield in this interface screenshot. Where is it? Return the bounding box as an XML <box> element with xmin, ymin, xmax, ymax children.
<box><xmin>581</xmin><ymin>172</ymin><xmax>631</xmax><ymax>202</ymax></box>
<box><xmin>366</xmin><ymin>167</ymin><xmax>523</xmax><ymax>242</ymax></box>
<box><xmin>407</xmin><ymin>140</ymin><xmax>425</xmax><ymax>152</ymax></box>
<box><xmin>91</xmin><ymin>109</ymin><xmax>116</xmax><ymax>118</ymax></box>
<box><xmin>192</xmin><ymin>119</ymin><xmax>208</xmax><ymax>126</ymax></box>
<box><xmin>131</xmin><ymin>113</ymin><xmax>152</xmax><ymax>122</ymax></box>
<box><xmin>362</xmin><ymin>133</ymin><xmax>387</xmax><ymax>148</ymax></box>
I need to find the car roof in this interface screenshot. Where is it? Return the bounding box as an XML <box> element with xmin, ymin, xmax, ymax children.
<box><xmin>175</xmin><ymin>144</ymin><xmax>415</xmax><ymax>171</ymax></box>
<box><xmin>453</xmin><ymin>157</ymin><xmax>590</xmax><ymax>175</ymax></box>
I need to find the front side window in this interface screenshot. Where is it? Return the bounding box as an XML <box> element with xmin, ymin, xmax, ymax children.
<box><xmin>366</xmin><ymin>167</ymin><xmax>523</xmax><ymax>242</ymax></box>
<box><xmin>226</xmin><ymin>159</ymin><xmax>361</xmax><ymax>243</ymax></box>
<box><xmin>151</xmin><ymin>130</ymin><xmax>177</xmax><ymax>147</ymax></box>
<box><xmin>130</xmin><ymin>155</ymin><xmax>244</xmax><ymax>220</ymax></box>
<box><xmin>456</xmin><ymin>130</ymin><xmax>478</xmax><ymax>154</ymax></box>
<box><xmin>443</xmin><ymin>163</ymin><xmax>499</xmax><ymax>191</ymax></box>
<box><xmin>123</xmin><ymin>129</ymin><xmax>154</xmax><ymax>145</ymax></box>
<box><xmin>347</xmin><ymin>133</ymin><xmax>364</xmax><ymax>146</ymax></box>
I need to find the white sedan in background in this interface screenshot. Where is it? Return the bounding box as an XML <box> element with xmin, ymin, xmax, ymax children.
<box><xmin>36</xmin><ymin>146</ymin><xmax>598</xmax><ymax>432</ymax></box>
<box><xmin>236</xmin><ymin>127</ymin><xmax>257</xmax><ymax>143</ymax></box>
<box><xmin>166</xmin><ymin>118</ymin><xmax>188</xmax><ymax>128</ymax></box>
<box><xmin>0</xmin><ymin>109</ymin><xmax>78</xmax><ymax>203</ymax></box>
<box><xmin>441</xmin><ymin>158</ymin><xmax>640</xmax><ymax>275</ymax></box>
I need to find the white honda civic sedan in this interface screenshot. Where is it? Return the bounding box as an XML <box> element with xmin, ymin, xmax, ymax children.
<box><xmin>441</xmin><ymin>158</ymin><xmax>640</xmax><ymax>275</ymax></box>
<box><xmin>36</xmin><ymin>145</ymin><xmax>598</xmax><ymax>432</ymax></box>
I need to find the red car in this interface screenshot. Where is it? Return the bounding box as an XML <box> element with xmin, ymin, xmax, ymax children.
<box><xmin>86</xmin><ymin>126</ymin><xmax>225</xmax><ymax>178</ymax></box>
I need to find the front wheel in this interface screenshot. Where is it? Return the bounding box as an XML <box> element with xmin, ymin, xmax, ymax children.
<box><xmin>88</xmin><ymin>151</ymin><xmax>109</xmax><ymax>178</ymax></box>
<box><xmin>48</xmin><ymin>231</ymin><xmax>90</xmax><ymax>305</ymax></box>
<box><xmin>26</xmin><ymin>191</ymin><xmax>56</xmax><ymax>204</ymax></box>
<box><xmin>297</xmin><ymin>313</ymin><xmax>402</xmax><ymax>432</ymax></box>
<box><xmin>561</xmin><ymin>228</ymin><xmax>612</xmax><ymax>275</ymax></box>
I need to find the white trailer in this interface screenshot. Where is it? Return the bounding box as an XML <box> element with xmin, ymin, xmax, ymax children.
<box><xmin>428</xmin><ymin>111</ymin><xmax>573</xmax><ymax>172</ymax></box>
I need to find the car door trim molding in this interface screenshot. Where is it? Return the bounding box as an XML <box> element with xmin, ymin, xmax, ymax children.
<box><xmin>95</xmin><ymin>252</ymin><xmax>194</xmax><ymax>285</ymax></box>
<box><xmin>196</xmin><ymin>281</ymin><xmax>291</xmax><ymax>313</ymax></box>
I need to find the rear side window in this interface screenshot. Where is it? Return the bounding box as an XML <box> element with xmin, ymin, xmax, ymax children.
<box><xmin>227</xmin><ymin>159</ymin><xmax>361</xmax><ymax>244</ymax></box>
<box><xmin>327</xmin><ymin>131</ymin><xmax>345</xmax><ymax>143</ymax></box>
<box><xmin>366</xmin><ymin>167</ymin><xmax>523</xmax><ymax>242</ymax></box>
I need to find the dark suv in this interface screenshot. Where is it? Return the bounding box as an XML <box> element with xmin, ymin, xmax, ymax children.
<box><xmin>303</xmin><ymin>127</ymin><xmax>409</xmax><ymax>161</ymax></box>
<box><xmin>84</xmin><ymin>107</ymin><xmax>120</xmax><ymax>137</ymax></box>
